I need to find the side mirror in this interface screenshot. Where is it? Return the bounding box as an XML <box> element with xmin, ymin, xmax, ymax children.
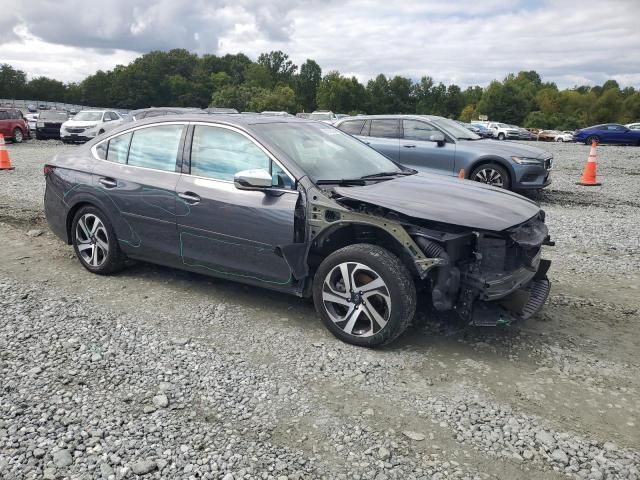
<box><xmin>429</xmin><ymin>132</ymin><xmax>446</xmax><ymax>144</ymax></box>
<box><xmin>234</xmin><ymin>168</ymin><xmax>273</xmax><ymax>190</ymax></box>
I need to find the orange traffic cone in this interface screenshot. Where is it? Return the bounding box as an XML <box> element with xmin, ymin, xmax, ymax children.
<box><xmin>0</xmin><ymin>134</ymin><xmax>15</xmax><ymax>170</ymax></box>
<box><xmin>458</xmin><ymin>168</ymin><xmax>465</xmax><ymax>179</ymax></box>
<box><xmin>577</xmin><ymin>139</ymin><xmax>601</xmax><ymax>186</ymax></box>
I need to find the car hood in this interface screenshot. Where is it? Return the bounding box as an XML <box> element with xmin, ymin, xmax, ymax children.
<box><xmin>63</xmin><ymin>120</ymin><xmax>101</xmax><ymax>128</ymax></box>
<box><xmin>458</xmin><ymin>139</ymin><xmax>551</xmax><ymax>159</ymax></box>
<box><xmin>334</xmin><ymin>174</ymin><xmax>541</xmax><ymax>231</ymax></box>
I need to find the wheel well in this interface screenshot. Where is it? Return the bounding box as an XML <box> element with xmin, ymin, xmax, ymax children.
<box><xmin>307</xmin><ymin>224</ymin><xmax>419</xmax><ymax>278</ymax></box>
<box><xmin>65</xmin><ymin>201</ymin><xmax>93</xmax><ymax>244</ymax></box>
<box><xmin>467</xmin><ymin>158</ymin><xmax>512</xmax><ymax>182</ymax></box>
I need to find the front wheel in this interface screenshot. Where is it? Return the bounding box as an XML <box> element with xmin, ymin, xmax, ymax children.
<box><xmin>497</xmin><ymin>133</ymin><xmax>505</xmax><ymax>140</ymax></box>
<box><xmin>312</xmin><ymin>244</ymin><xmax>416</xmax><ymax>347</ymax></box>
<box><xmin>12</xmin><ymin>128</ymin><xmax>24</xmax><ymax>143</ymax></box>
<box><xmin>470</xmin><ymin>163</ymin><xmax>511</xmax><ymax>189</ymax></box>
<box><xmin>71</xmin><ymin>206</ymin><xmax>125</xmax><ymax>275</ymax></box>
<box><xmin>586</xmin><ymin>135</ymin><xmax>599</xmax><ymax>145</ymax></box>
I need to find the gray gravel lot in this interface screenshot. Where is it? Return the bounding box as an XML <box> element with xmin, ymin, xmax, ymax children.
<box><xmin>0</xmin><ymin>139</ymin><xmax>639</xmax><ymax>479</ymax></box>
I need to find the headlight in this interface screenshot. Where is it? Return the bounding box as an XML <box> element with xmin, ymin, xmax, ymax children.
<box><xmin>37</xmin><ymin>122</ymin><xmax>44</xmax><ymax>128</ymax></box>
<box><xmin>83</xmin><ymin>124</ymin><xmax>98</xmax><ymax>129</ymax></box>
<box><xmin>511</xmin><ymin>156</ymin><xmax>543</xmax><ymax>165</ymax></box>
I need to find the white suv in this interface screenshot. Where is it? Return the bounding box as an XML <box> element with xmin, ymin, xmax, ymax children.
<box><xmin>61</xmin><ymin>110</ymin><xmax>123</xmax><ymax>143</ymax></box>
<box><xmin>487</xmin><ymin>122</ymin><xmax>520</xmax><ymax>140</ymax></box>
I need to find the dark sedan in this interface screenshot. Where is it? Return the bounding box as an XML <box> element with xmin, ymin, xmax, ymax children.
<box><xmin>35</xmin><ymin>110</ymin><xmax>69</xmax><ymax>140</ymax></box>
<box><xmin>44</xmin><ymin>115</ymin><xmax>552</xmax><ymax>347</ymax></box>
<box><xmin>573</xmin><ymin>124</ymin><xmax>640</xmax><ymax>145</ymax></box>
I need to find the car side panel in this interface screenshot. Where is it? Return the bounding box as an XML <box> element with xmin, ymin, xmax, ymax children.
<box><xmin>356</xmin><ymin>135</ymin><xmax>400</xmax><ymax>161</ymax></box>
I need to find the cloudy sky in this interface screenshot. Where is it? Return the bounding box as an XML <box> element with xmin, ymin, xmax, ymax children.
<box><xmin>2</xmin><ymin>0</ymin><xmax>639</xmax><ymax>88</ymax></box>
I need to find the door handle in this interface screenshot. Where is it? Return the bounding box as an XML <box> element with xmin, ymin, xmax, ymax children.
<box><xmin>178</xmin><ymin>192</ymin><xmax>201</xmax><ymax>204</ymax></box>
<box><xmin>403</xmin><ymin>144</ymin><xmax>416</xmax><ymax>148</ymax></box>
<box><xmin>98</xmin><ymin>177</ymin><xmax>117</xmax><ymax>188</ymax></box>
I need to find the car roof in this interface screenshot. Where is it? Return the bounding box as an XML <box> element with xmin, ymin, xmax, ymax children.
<box><xmin>335</xmin><ymin>114</ymin><xmax>447</xmax><ymax>122</ymax></box>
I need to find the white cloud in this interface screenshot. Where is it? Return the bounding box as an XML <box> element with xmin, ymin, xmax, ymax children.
<box><xmin>1</xmin><ymin>0</ymin><xmax>639</xmax><ymax>88</ymax></box>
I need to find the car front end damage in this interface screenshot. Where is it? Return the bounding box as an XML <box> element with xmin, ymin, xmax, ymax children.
<box><xmin>304</xmin><ymin>182</ymin><xmax>553</xmax><ymax>327</ymax></box>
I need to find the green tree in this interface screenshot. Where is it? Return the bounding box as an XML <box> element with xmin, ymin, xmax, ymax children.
<box><xmin>0</xmin><ymin>64</ymin><xmax>27</xmax><ymax>98</ymax></box>
<box><xmin>249</xmin><ymin>85</ymin><xmax>297</xmax><ymax>112</ymax></box>
<box><xmin>257</xmin><ymin>51</ymin><xmax>297</xmax><ymax>84</ymax></box>
<box><xmin>317</xmin><ymin>71</ymin><xmax>366</xmax><ymax>113</ymax></box>
<box><xmin>295</xmin><ymin>59</ymin><xmax>322</xmax><ymax>112</ymax></box>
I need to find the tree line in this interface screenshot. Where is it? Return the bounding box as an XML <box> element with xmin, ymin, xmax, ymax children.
<box><xmin>1</xmin><ymin>49</ymin><xmax>639</xmax><ymax>129</ymax></box>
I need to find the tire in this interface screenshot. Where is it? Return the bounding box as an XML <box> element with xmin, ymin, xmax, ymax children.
<box><xmin>497</xmin><ymin>132</ymin><xmax>505</xmax><ymax>140</ymax></box>
<box><xmin>312</xmin><ymin>244</ymin><xmax>416</xmax><ymax>347</ymax></box>
<box><xmin>12</xmin><ymin>128</ymin><xmax>24</xmax><ymax>143</ymax></box>
<box><xmin>470</xmin><ymin>162</ymin><xmax>511</xmax><ymax>189</ymax></box>
<box><xmin>586</xmin><ymin>135</ymin><xmax>599</xmax><ymax>145</ymax></box>
<box><xmin>556</xmin><ymin>138</ymin><xmax>562</xmax><ymax>142</ymax></box>
<box><xmin>71</xmin><ymin>206</ymin><xmax>125</xmax><ymax>275</ymax></box>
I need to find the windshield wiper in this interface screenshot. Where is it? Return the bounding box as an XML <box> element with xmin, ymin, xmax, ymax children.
<box><xmin>316</xmin><ymin>179</ymin><xmax>366</xmax><ymax>185</ymax></box>
<box><xmin>360</xmin><ymin>171</ymin><xmax>413</xmax><ymax>179</ymax></box>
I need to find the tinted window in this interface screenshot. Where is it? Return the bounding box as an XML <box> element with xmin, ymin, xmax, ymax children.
<box><xmin>107</xmin><ymin>132</ymin><xmax>133</xmax><ymax>164</ymax></box>
<box><xmin>338</xmin><ymin>120</ymin><xmax>366</xmax><ymax>135</ymax></box>
<box><xmin>0</xmin><ymin>111</ymin><xmax>9</xmax><ymax>120</ymax></box>
<box><xmin>190</xmin><ymin>125</ymin><xmax>270</xmax><ymax>181</ymax></box>
<box><xmin>40</xmin><ymin>111</ymin><xmax>68</xmax><ymax>121</ymax></box>
<box><xmin>128</xmin><ymin>125</ymin><xmax>183</xmax><ymax>171</ymax></box>
<box><xmin>403</xmin><ymin>120</ymin><xmax>440</xmax><ymax>141</ymax></box>
<box><xmin>369</xmin><ymin>120</ymin><xmax>399</xmax><ymax>138</ymax></box>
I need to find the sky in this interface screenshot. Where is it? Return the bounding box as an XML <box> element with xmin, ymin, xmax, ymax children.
<box><xmin>1</xmin><ymin>0</ymin><xmax>639</xmax><ymax>89</ymax></box>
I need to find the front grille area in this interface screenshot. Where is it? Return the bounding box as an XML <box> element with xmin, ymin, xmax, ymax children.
<box><xmin>67</xmin><ymin>128</ymin><xmax>85</xmax><ymax>133</ymax></box>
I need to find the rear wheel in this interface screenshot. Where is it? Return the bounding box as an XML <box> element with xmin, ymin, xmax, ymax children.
<box><xmin>312</xmin><ymin>244</ymin><xmax>416</xmax><ymax>347</ymax></box>
<box><xmin>71</xmin><ymin>206</ymin><xmax>125</xmax><ymax>275</ymax></box>
<box><xmin>12</xmin><ymin>128</ymin><xmax>24</xmax><ymax>143</ymax></box>
<box><xmin>470</xmin><ymin>163</ymin><xmax>511</xmax><ymax>189</ymax></box>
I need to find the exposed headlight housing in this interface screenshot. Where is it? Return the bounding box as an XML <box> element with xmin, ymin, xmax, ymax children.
<box><xmin>511</xmin><ymin>156</ymin><xmax>543</xmax><ymax>165</ymax></box>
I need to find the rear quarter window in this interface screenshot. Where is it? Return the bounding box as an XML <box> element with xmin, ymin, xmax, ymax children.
<box><xmin>338</xmin><ymin>120</ymin><xmax>366</xmax><ymax>135</ymax></box>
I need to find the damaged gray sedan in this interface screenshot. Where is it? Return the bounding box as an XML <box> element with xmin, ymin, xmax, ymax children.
<box><xmin>44</xmin><ymin>115</ymin><xmax>553</xmax><ymax>347</ymax></box>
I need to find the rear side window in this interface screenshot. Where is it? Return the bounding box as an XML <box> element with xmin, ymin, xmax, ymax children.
<box><xmin>107</xmin><ymin>132</ymin><xmax>132</xmax><ymax>164</ymax></box>
<box><xmin>403</xmin><ymin>120</ymin><xmax>441</xmax><ymax>141</ymax></box>
<box><xmin>190</xmin><ymin>125</ymin><xmax>270</xmax><ymax>181</ymax></box>
<box><xmin>0</xmin><ymin>111</ymin><xmax>9</xmax><ymax>120</ymax></box>
<box><xmin>338</xmin><ymin>120</ymin><xmax>366</xmax><ymax>135</ymax></box>
<box><xmin>369</xmin><ymin>119</ymin><xmax>400</xmax><ymax>139</ymax></box>
<box><xmin>128</xmin><ymin>125</ymin><xmax>183</xmax><ymax>171</ymax></box>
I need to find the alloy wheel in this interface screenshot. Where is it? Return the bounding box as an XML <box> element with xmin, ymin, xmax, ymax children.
<box><xmin>75</xmin><ymin>213</ymin><xmax>109</xmax><ymax>268</ymax></box>
<box><xmin>321</xmin><ymin>262</ymin><xmax>391</xmax><ymax>338</ymax></box>
<box><xmin>473</xmin><ymin>168</ymin><xmax>504</xmax><ymax>187</ymax></box>
<box><xmin>14</xmin><ymin>129</ymin><xmax>23</xmax><ymax>143</ymax></box>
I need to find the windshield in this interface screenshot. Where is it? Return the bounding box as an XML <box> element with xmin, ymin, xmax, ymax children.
<box><xmin>73</xmin><ymin>111</ymin><xmax>103</xmax><ymax>121</ymax></box>
<box><xmin>310</xmin><ymin>113</ymin><xmax>333</xmax><ymax>120</ymax></box>
<box><xmin>40</xmin><ymin>111</ymin><xmax>68</xmax><ymax>121</ymax></box>
<box><xmin>253</xmin><ymin>122</ymin><xmax>403</xmax><ymax>181</ymax></box>
<box><xmin>431</xmin><ymin>118</ymin><xmax>481</xmax><ymax>140</ymax></box>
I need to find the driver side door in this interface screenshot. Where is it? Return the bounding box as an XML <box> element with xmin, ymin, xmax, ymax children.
<box><xmin>175</xmin><ymin>123</ymin><xmax>299</xmax><ymax>285</ymax></box>
<box><xmin>399</xmin><ymin>119</ymin><xmax>456</xmax><ymax>175</ymax></box>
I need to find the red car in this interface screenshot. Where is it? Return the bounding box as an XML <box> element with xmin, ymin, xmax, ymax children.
<box><xmin>0</xmin><ymin>108</ymin><xmax>30</xmax><ymax>143</ymax></box>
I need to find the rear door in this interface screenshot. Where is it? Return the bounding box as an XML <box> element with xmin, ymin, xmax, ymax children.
<box><xmin>359</xmin><ymin>119</ymin><xmax>400</xmax><ymax>161</ymax></box>
<box><xmin>0</xmin><ymin>111</ymin><xmax>11</xmax><ymax>137</ymax></box>
<box><xmin>90</xmin><ymin>123</ymin><xmax>187</xmax><ymax>264</ymax></box>
<box><xmin>399</xmin><ymin>119</ymin><xmax>456</xmax><ymax>175</ymax></box>
<box><xmin>175</xmin><ymin>123</ymin><xmax>298</xmax><ymax>285</ymax></box>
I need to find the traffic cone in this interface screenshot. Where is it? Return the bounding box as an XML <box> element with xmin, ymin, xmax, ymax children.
<box><xmin>458</xmin><ymin>168</ymin><xmax>465</xmax><ymax>179</ymax></box>
<box><xmin>577</xmin><ymin>139</ymin><xmax>601</xmax><ymax>186</ymax></box>
<box><xmin>0</xmin><ymin>134</ymin><xmax>15</xmax><ymax>170</ymax></box>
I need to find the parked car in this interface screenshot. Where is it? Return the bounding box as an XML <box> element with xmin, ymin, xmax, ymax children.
<box><xmin>309</xmin><ymin>110</ymin><xmax>338</xmax><ymax>123</ymax></box>
<box><xmin>335</xmin><ymin>115</ymin><xmax>552</xmax><ymax>191</ymax></box>
<box><xmin>43</xmin><ymin>114</ymin><xmax>552</xmax><ymax>347</ymax></box>
<box><xmin>469</xmin><ymin>123</ymin><xmax>493</xmax><ymax>138</ymax></box>
<box><xmin>573</xmin><ymin>124</ymin><xmax>640</xmax><ymax>145</ymax></box>
<box><xmin>537</xmin><ymin>130</ymin><xmax>560</xmax><ymax>142</ymax></box>
<box><xmin>554</xmin><ymin>131</ymin><xmax>574</xmax><ymax>142</ymax></box>
<box><xmin>60</xmin><ymin>110</ymin><xmax>124</xmax><ymax>143</ymax></box>
<box><xmin>296</xmin><ymin>113</ymin><xmax>311</xmax><ymax>119</ymax></box>
<box><xmin>35</xmin><ymin>110</ymin><xmax>69</xmax><ymax>139</ymax></box>
<box><xmin>625</xmin><ymin>122</ymin><xmax>640</xmax><ymax>130</ymax></box>
<box><xmin>206</xmin><ymin>107</ymin><xmax>239</xmax><ymax>114</ymax></box>
<box><xmin>260</xmin><ymin>111</ymin><xmax>293</xmax><ymax>117</ymax></box>
<box><xmin>25</xmin><ymin>113</ymin><xmax>39</xmax><ymax>132</ymax></box>
<box><xmin>0</xmin><ymin>107</ymin><xmax>30</xmax><ymax>143</ymax></box>
<box><xmin>124</xmin><ymin>107</ymin><xmax>204</xmax><ymax>122</ymax></box>
<box><xmin>513</xmin><ymin>126</ymin><xmax>537</xmax><ymax>140</ymax></box>
<box><xmin>487</xmin><ymin>122</ymin><xmax>520</xmax><ymax>140</ymax></box>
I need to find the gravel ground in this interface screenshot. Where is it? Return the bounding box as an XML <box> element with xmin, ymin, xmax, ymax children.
<box><xmin>0</xmin><ymin>139</ymin><xmax>639</xmax><ymax>479</ymax></box>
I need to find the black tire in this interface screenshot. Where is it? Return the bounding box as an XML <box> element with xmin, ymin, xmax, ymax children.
<box><xmin>470</xmin><ymin>162</ymin><xmax>511</xmax><ymax>189</ymax></box>
<box><xmin>312</xmin><ymin>244</ymin><xmax>416</xmax><ymax>347</ymax></box>
<box><xmin>71</xmin><ymin>206</ymin><xmax>125</xmax><ymax>275</ymax></box>
<box><xmin>497</xmin><ymin>132</ymin><xmax>505</xmax><ymax>140</ymax></box>
<box><xmin>586</xmin><ymin>135</ymin><xmax>599</xmax><ymax>145</ymax></box>
<box><xmin>12</xmin><ymin>128</ymin><xmax>24</xmax><ymax>143</ymax></box>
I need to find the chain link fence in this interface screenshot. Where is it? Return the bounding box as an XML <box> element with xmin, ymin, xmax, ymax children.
<box><xmin>0</xmin><ymin>98</ymin><xmax>129</xmax><ymax>115</ymax></box>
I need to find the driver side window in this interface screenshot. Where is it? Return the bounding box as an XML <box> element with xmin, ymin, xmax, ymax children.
<box><xmin>403</xmin><ymin>120</ymin><xmax>440</xmax><ymax>141</ymax></box>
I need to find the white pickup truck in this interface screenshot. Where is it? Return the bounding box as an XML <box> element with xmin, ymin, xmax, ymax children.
<box><xmin>486</xmin><ymin>122</ymin><xmax>521</xmax><ymax>140</ymax></box>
